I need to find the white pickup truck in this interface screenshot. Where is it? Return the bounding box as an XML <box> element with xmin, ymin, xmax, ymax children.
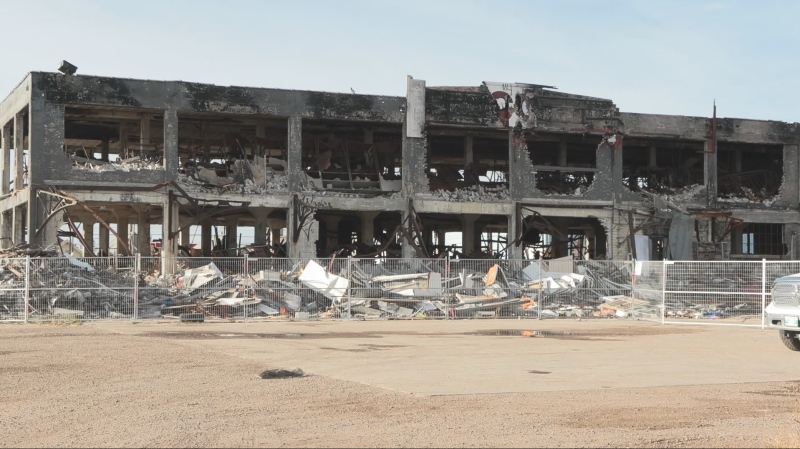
<box><xmin>766</xmin><ymin>273</ymin><xmax>800</xmax><ymax>351</ymax></box>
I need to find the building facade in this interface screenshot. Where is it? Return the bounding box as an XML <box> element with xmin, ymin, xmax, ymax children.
<box><xmin>1</xmin><ymin>72</ymin><xmax>798</xmax><ymax>269</ymax></box>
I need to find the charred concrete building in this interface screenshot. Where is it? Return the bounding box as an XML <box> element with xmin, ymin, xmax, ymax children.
<box><xmin>1</xmin><ymin>71</ymin><xmax>799</xmax><ymax>269</ymax></box>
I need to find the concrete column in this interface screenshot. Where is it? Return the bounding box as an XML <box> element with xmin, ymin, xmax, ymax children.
<box><xmin>734</xmin><ymin>149</ymin><xmax>742</xmax><ymax>173</ymax></box>
<box><xmin>704</xmin><ymin>140</ymin><xmax>718</xmax><ymax>208</ymax></box>
<box><xmin>778</xmin><ymin>144</ymin><xmax>800</xmax><ymax>206</ymax></box>
<box><xmin>360</xmin><ymin>211</ymin><xmax>380</xmax><ymax>245</ymax></box>
<box><xmin>558</xmin><ymin>140</ymin><xmax>568</xmax><ymax>167</ymax></box>
<box><xmin>648</xmin><ymin>145</ymin><xmax>657</xmax><ymax>168</ymax></box>
<box><xmin>12</xmin><ymin>204</ymin><xmax>25</xmax><ymax>246</ymax></box>
<box><xmin>462</xmin><ymin>214</ymin><xmax>478</xmax><ymax>255</ymax></box>
<box><xmin>363</xmin><ymin>129</ymin><xmax>374</xmax><ymax>144</ymax></box>
<box><xmin>119</xmin><ymin>125</ymin><xmax>129</xmax><ymax>158</ymax></box>
<box><xmin>163</xmin><ymin>109</ymin><xmax>179</xmax><ymax>175</ymax></box>
<box><xmin>140</xmin><ymin>114</ymin><xmax>151</xmax><ymax>156</ymax></box>
<box><xmin>287</xmin><ymin>117</ymin><xmax>303</xmax><ymax>192</ymax></box>
<box><xmin>161</xmin><ymin>193</ymin><xmax>179</xmax><ymax>274</ymax></box>
<box><xmin>401</xmin><ymin>76</ymin><xmax>428</xmax><ymax>196</ymax></box>
<box><xmin>507</xmin><ymin>214</ymin><xmax>522</xmax><ymax>260</ymax></box>
<box><xmin>201</xmin><ymin>219</ymin><xmax>212</xmax><ymax>256</ymax></box>
<box><xmin>224</xmin><ymin>217</ymin><xmax>238</xmax><ymax>250</ymax></box>
<box><xmin>136</xmin><ymin>209</ymin><xmax>151</xmax><ymax>256</ymax></box>
<box><xmin>82</xmin><ymin>220</ymin><xmax>95</xmax><ymax>257</ymax></box>
<box><xmin>252</xmin><ymin>209</ymin><xmax>270</xmax><ymax>247</ymax></box>
<box><xmin>401</xmin><ymin>208</ymin><xmax>416</xmax><ymax>258</ymax></box>
<box><xmin>100</xmin><ymin>136</ymin><xmax>110</xmax><ymax>162</ymax></box>
<box><xmin>117</xmin><ymin>215</ymin><xmax>130</xmax><ymax>255</ymax></box>
<box><xmin>269</xmin><ymin>226</ymin><xmax>283</xmax><ymax>245</ymax></box>
<box><xmin>28</xmin><ymin>99</ymin><xmax>64</xmax><ymax>187</ymax></box>
<box><xmin>287</xmin><ymin>199</ymin><xmax>318</xmax><ymax>260</ymax></box>
<box><xmin>1</xmin><ymin>123</ymin><xmax>10</xmax><ymax>195</ymax></box>
<box><xmin>180</xmin><ymin>221</ymin><xmax>191</xmax><ymax>249</ymax></box>
<box><xmin>464</xmin><ymin>135</ymin><xmax>474</xmax><ymax>169</ymax></box>
<box><xmin>255</xmin><ymin>123</ymin><xmax>266</xmax><ymax>156</ymax></box>
<box><xmin>13</xmin><ymin>111</ymin><xmax>25</xmax><ymax>190</ymax></box>
<box><xmin>98</xmin><ymin>224</ymin><xmax>110</xmax><ymax>256</ymax></box>
<box><xmin>612</xmin><ymin>135</ymin><xmax>624</xmax><ymax>202</ymax></box>
<box><xmin>1</xmin><ymin>210</ymin><xmax>13</xmax><ymax>249</ymax></box>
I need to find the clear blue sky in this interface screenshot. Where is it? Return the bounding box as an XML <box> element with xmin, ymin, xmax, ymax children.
<box><xmin>3</xmin><ymin>0</ymin><xmax>799</xmax><ymax>122</ymax></box>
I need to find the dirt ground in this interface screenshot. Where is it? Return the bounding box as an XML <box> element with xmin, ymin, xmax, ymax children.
<box><xmin>2</xmin><ymin>319</ymin><xmax>800</xmax><ymax>448</ymax></box>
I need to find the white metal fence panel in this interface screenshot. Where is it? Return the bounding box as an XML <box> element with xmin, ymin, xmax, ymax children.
<box><xmin>663</xmin><ymin>261</ymin><xmax>764</xmax><ymax>327</ymax></box>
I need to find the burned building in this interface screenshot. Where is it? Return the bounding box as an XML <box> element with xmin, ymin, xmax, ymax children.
<box><xmin>1</xmin><ymin>71</ymin><xmax>799</xmax><ymax>269</ymax></box>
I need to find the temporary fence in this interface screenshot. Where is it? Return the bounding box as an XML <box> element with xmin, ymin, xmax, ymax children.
<box><xmin>0</xmin><ymin>256</ymin><xmax>795</xmax><ymax>327</ymax></box>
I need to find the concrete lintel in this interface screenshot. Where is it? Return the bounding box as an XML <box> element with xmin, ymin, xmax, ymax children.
<box><xmin>412</xmin><ymin>199</ymin><xmax>512</xmax><ymax>216</ymax></box>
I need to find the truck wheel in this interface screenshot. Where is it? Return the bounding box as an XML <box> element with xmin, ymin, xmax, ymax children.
<box><xmin>780</xmin><ymin>330</ymin><xmax>800</xmax><ymax>351</ymax></box>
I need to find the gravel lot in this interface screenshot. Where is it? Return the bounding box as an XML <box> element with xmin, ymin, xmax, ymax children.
<box><xmin>1</xmin><ymin>319</ymin><xmax>799</xmax><ymax>448</ymax></box>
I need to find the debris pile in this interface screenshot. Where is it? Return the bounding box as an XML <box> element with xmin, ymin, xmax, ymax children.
<box><xmin>70</xmin><ymin>155</ymin><xmax>164</xmax><ymax>172</ymax></box>
<box><xmin>432</xmin><ymin>184</ymin><xmax>510</xmax><ymax>202</ymax></box>
<box><xmin>2</xmin><ymin>255</ymin><xmax>760</xmax><ymax>322</ymax></box>
<box><xmin>0</xmin><ymin>256</ymin><xmax>140</xmax><ymax>320</ymax></box>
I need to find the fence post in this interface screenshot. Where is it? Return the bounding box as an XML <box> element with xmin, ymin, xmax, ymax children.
<box><xmin>24</xmin><ymin>255</ymin><xmax>30</xmax><ymax>324</ymax></box>
<box><xmin>761</xmin><ymin>258</ymin><xmax>767</xmax><ymax>330</ymax></box>
<box><xmin>661</xmin><ymin>259</ymin><xmax>667</xmax><ymax>325</ymax></box>
<box><xmin>133</xmin><ymin>253</ymin><xmax>140</xmax><ymax>321</ymax></box>
<box><xmin>346</xmin><ymin>257</ymin><xmax>352</xmax><ymax>321</ymax></box>
<box><xmin>445</xmin><ymin>256</ymin><xmax>450</xmax><ymax>321</ymax></box>
<box><xmin>537</xmin><ymin>257</ymin><xmax>543</xmax><ymax>320</ymax></box>
<box><xmin>243</xmin><ymin>254</ymin><xmax>249</xmax><ymax>323</ymax></box>
<box><xmin>630</xmin><ymin>259</ymin><xmax>636</xmax><ymax>319</ymax></box>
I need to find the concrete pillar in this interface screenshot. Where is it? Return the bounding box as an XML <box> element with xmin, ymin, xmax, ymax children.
<box><xmin>12</xmin><ymin>204</ymin><xmax>25</xmax><ymax>246</ymax></box>
<box><xmin>363</xmin><ymin>129</ymin><xmax>373</xmax><ymax>144</ymax></box>
<box><xmin>117</xmin><ymin>215</ymin><xmax>130</xmax><ymax>255</ymax></box>
<box><xmin>401</xmin><ymin>208</ymin><xmax>417</xmax><ymax>258</ymax></box>
<box><xmin>163</xmin><ymin>109</ymin><xmax>179</xmax><ymax>175</ymax></box>
<box><xmin>734</xmin><ymin>149</ymin><xmax>742</xmax><ymax>173</ymax></box>
<box><xmin>140</xmin><ymin>114</ymin><xmax>151</xmax><ymax>156</ymax></box>
<box><xmin>360</xmin><ymin>211</ymin><xmax>380</xmax><ymax>245</ymax></box>
<box><xmin>612</xmin><ymin>135</ymin><xmax>624</xmax><ymax>201</ymax></box>
<box><xmin>119</xmin><ymin>125</ymin><xmax>129</xmax><ymax>158</ymax></box>
<box><xmin>287</xmin><ymin>117</ymin><xmax>303</xmax><ymax>192</ymax></box>
<box><xmin>270</xmin><ymin>226</ymin><xmax>282</xmax><ymax>247</ymax></box>
<box><xmin>464</xmin><ymin>136</ymin><xmax>474</xmax><ymax>169</ymax></box>
<box><xmin>101</xmin><ymin>136</ymin><xmax>110</xmax><ymax>162</ymax></box>
<box><xmin>648</xmin><ymin>145</ymin><xmax>657</xmax><ymax>168</ymax></box>
<box><xmin>180</xmin><ymin>221</ymin><xmax>191</xmax><ymax>249</ymax></box>
<box><xmin>82</xmin><ymin>220</ymin><xmax>95</xmax><ymax>257</ymax></box>
<box><xmin>224</xmin><ymin>217</ymin><xmax>238</xmax><ymax>250</ymax></box>
<box><xmin>161</xmin><ymin>193</ymin><xmax>179</xmax><ymax>274</ymax></box>
<box><xmin>98</xmin><ymin>224</ymin><xmax>109</xmax><ymax>256</ymax></box>
<box><xmin>507</xmin><ymin>214</ymin><xmax>522</xmax><ymax>260</ymax></box>
<box><xmin>28</xmin><ymin>99</ymin><xmax>64</xmax><ymax>187</ymax></box>
<box><xmin>401</xmin><ymin>76</ymin><xmax>428</xmax><ymax>196</ymax></box>
<box><xmin>287</xmin><ymin>199</ymin><xmax>318</xmax><ymax>260</ymax></box>
<box><xmin>1</xmin><ymin>123</ymin><xmax>10</xmax><ymax>195</ymax></box>
<box><xmin>201</xmin><ymin>220</ymin><xmax>212</xmax><ymax>256</ymax></box>
<box><xmin>779</xmin><ymin>144</ymin><xmax>800</xmax><ymax>206</ymax></box>
<box><xmin>462</xmin><ymin>214</ymin><xmax>478</xmax><ymax>255</ymax></box>
<box><xmin>704</xmin><ymin>140</ymin><xmax>718</xmax><ymax>208</ymax></box>
<box><xmin>13</xmin><ymin>111</ymin><xmax>25</xmax><ymax>190</ymax></box>
<box><xmin>255</xmin><ymin>123</ymin><xmax>266</xmax><ymax>156</ymax></box>
<box><xmin>1</xmin><ymin>210</ymin><xmax>13</xmax><ymax>249</ymax></box>
<box><xmin>558</xmin><ymin>140</ymin><xmax>568</xmax><ymax>167</ymax></box>
<box><xmin>252</xmin><ymin>209</ymin><xmax>270</xmax><ymax>247</ymax></box>
<box><xmin>136</xmin><ymin>209</ymin><xmax>151</xmax><ymax>256</ymax></box>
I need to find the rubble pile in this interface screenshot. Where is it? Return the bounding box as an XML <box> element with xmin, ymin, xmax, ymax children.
<box><xmin>71</xmin><ymin>155</ymin><xmax>164</xmax><ymax>172</ymax></box>
<box><xmin>0</xmin><ymin>255</ymin><xmax>765</xmax><ymax>322</ymax></box>
<box><xmin>0</xmin><ymin>256</ymin><xmax>140</xmax><ymax>320</ymax></box>
<box><xmin>432</xmin><ymin>184</ymin><xmax>510</xmax><ymax>202</ymax></box>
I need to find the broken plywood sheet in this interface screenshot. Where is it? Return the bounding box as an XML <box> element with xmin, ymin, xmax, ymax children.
<box><xmin>298</xmin><ymin>260</ymin><xmax>349</xmax><ymax>303</ymax></box>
